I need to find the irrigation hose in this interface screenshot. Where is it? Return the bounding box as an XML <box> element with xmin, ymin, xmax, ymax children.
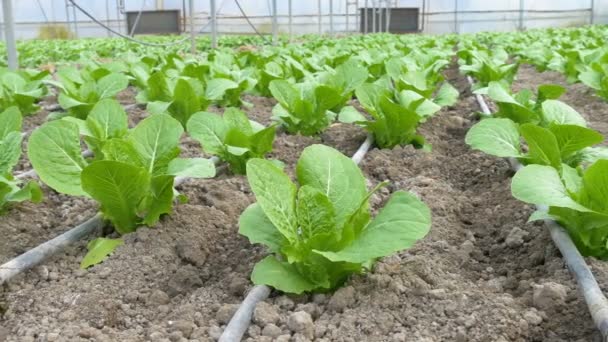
<box><xmin>466</xmin><ymin>76</ymin><xmax>608</xmax><ymax>339</ymax></box>
<box><xmin>219</xmin><ymin>134</ymin><xmax>375</xmax><ymax>341</ymax></box>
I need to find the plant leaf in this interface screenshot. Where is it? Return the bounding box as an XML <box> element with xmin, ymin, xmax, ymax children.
<box><xmin>465</xmin><ymin>118</ymin><xmax>522</xmax><ymax>158</ymax></box>
<box><xmin>80</xmin><ymin>238</ymin><xmax>124</xmax><ymax>269</ymax></box>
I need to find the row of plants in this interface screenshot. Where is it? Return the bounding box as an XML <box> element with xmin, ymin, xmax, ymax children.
<box><xmin>458</xmin><ymin>42</ymin><xmax>608</xmax><ymax>258</ymax></box>
<box><xmin>3</xmin><ymin>34</ymin><xmax>461</xmax><ymax>294</ymax></box>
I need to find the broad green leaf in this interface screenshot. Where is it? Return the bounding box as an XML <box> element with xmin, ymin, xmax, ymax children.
<box><xmin>86</xmin><ymin>99</ymin><xmax>128</xmax><ymax>141</ymax></box>
<box><xmin>580</xmin><ymin>160</ymin><xmax>608</xmax><ymax>213</ymax></box>
<box><xmin>511</xmin><ymin>164</ymin><xmax>591</xmax><ymax>212</ymax></box>
<box><xmin>239</xmin><ymin>203</ymin><xmax>284</xmax><ymax>253</ymax></box>
<box><xmin>465</xmin><ymin>118</ymin><xmax>522</xmax><ymax>158</ymax></box>
<box><xmin>28</xmin><ymin>120</ymin><xmax>88</xmax><ymax>196</ymax></box>
<box><xmin>223</xmin><ymin>107</ymin><xmax>253</xmax><ymax>135</ymax></box>
<box><xmin>81</xmin><ymin>161</ymin><xmax>150</xmax><ymax>234</ymax></box>
<box><xmin>7</xmin><ymin>181</ymin><xmax>43</xmax><ymax>203</ymax></box>
<box><xmin>167</xmin><ymin>158</ymin><xmax>216</xmax><ymax>178</ymax></box>
<box><xmin>80</xmin><ymin>238</ymin><xmax>124</xmax><ymax>269</ymax></box>
<box><xmin>96</xmin><ymin>73</ymin><xmax>129</xmax><ymax>99</ymax></box>
<box><xmin>548</xmin><ymin>124</ymin><xmax>604</xmax><ymax>159</ymax></box>
<box><xmin>129</xmin><ymin>114</ymin><xmax>183</xmax><ymax>175</ymax></box>
<box><xmin>541</xmin><ymin>100</ymin><xmax>587</xmax><ymax>127</ymax></box>
<box><xmin>187</xmin><ymin>111</ymin><xmax>227</xmax><ymax>155</ymax></box>
<box><xmin>0</xmin><ymin>107</ymin><xmax>22</xmax><ymax>140</ymax></box>
<box><xmin>269</xmin><ymin>80</ymin><xmax>298</xmax><ymax>109</ymax></box>
<box><xmin>296</xmin><ymin>144</ymin><xmax>367</xmax><ymax>228</ymax></box>
<box><xmin>249</xmin><ymin>126</ymin><xmax>276</xmax><ymax>155</ymax></box>
<box><xmin>561</xmin><ymin>163</ymin><xmax>583</xmax><ymax>195</ymax></box>
<box><xmin>434</xmin><ymin>82</ymin><xmax>459</xmax><ymax>106</ymax></box>
<box><xmin>206</xmin><ymin>78</ymin><xmax>239</xmax><ymax>101</ymax></box>
<box><xmin>398</xmin><ymin>90</ymin><xmax>441</xmax><ymax>117</ymax></box>
<box><xmin>147</xmin><ymin>101</ymin><xmax>172</xmax><ymax>115</ymax></box>
<box><xmin>170</xmin><ymin>78</ymin><xmax>201</xmax><ymax>128</ymax></box>
<box><xmin>520</xmin><ymin>123</ymin><xmax>561</xmax><ymax>169</ymax></box>
<box><xmin>487</xmin><ymin>81</ymin><xmax>518</xmax><ymax>104</ymax></box>
<box><xmin>296</xmin><ymin>185</ymin><xmax>337</xmax><ymax>244</ymax></box>
<box><xmin>0</xmin><ymin>132</ymin><xmax>22</xmax><ymax>176</ymax></box>
<box><xmin>142</xmin><ymin>175</ymin><xmax>175</xmax><ymax>226</ymax></box>
<box><xmin>338</xmin><ymin>106</ymin><xmax>366</xmax><ymax>124</ymax></box>
<box><xmin>247</xmin><ymin>158</ymin><xmax>298</xmax><ymax>242</ymax></box>
<box><xmin>537</xmin><ymin>84</ymin><xmax>566</xmax><ymax>102</ymax></box>
<box><xmin>251</xmin><ymin>256</ymin><xmax>318</xmax><ymax>294</ymax></box>
<box><xmin>315</xmin><ymin>191</ymin><xmax>430</xmax><ymax>263</ymax></box>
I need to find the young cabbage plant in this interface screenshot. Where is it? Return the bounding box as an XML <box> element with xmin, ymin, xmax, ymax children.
<box><xmin>269</xmin><ymin>80</ymin><xmax>343</xmax><ymax>136</ymax></box>
<box><xmin>458</xmin><ymin>47</ymin><xmax>519</xmax><ymax>89</ymax></box>
<box><xmin>316</xmin><ymin>59</ymin><xmax>369</xmax><ymax>111</ymax></box>
<box><xmin>46</xmin><ymin>66</ymin><xmax>129</xmax><ymax>119</ymax></box>
<box><xmin>136</xmin><ymin>71</ymin><xmax>238</xmax><ymax>128</ymax></box>
<box><xmin>477</xmin><ymin>82</ymin><xmax>585</xmax><ymax>126</ymax></box>
<box><xmin>338</xmin><ymin>83</ymin><xmax>430</xmax><ymax>149</ymax></box>
<box><xmin>0</xmin><ymin>107</ymin><xmax>42</xmax><ymax>213</ymax></box>
<box><xmin>0</xmin><ymin>68</ymin><xmax>49</xmax><ymax>115</ymax></box>
<box><xmin>511</xmin><ymin>160</ymin><xmax>608</xmax><ymax>259</ymax></box>
<box><xmin>28</xmin><ymin>102</ymin><xmax>215</xmax><ymax>266</ymax></box>
<box><xmin>579</xmin><ymin>58</ymin><xmax>608</xmax><ymax>101</ymax></box>
<box><xmin>240</xmin><ymin>144</ymin><xmax>431</xmax><ymax>294</ymax></box>
<box><xmin>466</xmin><ymin>117</ymin><xmax>604</xmax><ymax>169</ymax></box>
<box><xmin>187</xmin><ymin>108</ymin><xmax>276</xmax><ymax>174</ymax></box>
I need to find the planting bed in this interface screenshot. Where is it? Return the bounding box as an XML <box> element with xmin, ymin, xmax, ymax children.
<box><xmin>0</xmin><ymin>66</ymin><xmax>604</xmax><ymax>341</ymax></box>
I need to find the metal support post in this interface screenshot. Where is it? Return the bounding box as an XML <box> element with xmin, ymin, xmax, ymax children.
<box><xmin>189</xmin><ymin>0</ymin><xmax>195</xmax><ymax>53</ymax></box>
<box><xmin>210</xmin><ymin>0</ymin><xmax>217</xmax><ymax>48</ymax></box>
<box><xmin>2</xmin><ymin>0</ymin><xmax>18</xmax><ymax>70</ymax></box>
<box><xmin>272</xmin><ymin>0</ymin><xmax>278</xmax><ymax>44</ymax></box>
<box><xmin>318</xmin><ymin>0</ymin><xmax>322</xmax><ymax>35</ymax></box>
<box><xmin>288</xmin><ymin>0</ymin><xmax>292</xmax><ymax>41</ymax></box>
<box><xmin>329</xmin><ymin>0</ymin><xmax>334</xmax><ymax>36</ymax></box>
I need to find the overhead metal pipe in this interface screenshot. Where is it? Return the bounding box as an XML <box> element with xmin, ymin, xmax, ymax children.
<box><xmin>2</xmin><ymin>0</ymin><xmax>18</xmax><ymax>70</ymax></box>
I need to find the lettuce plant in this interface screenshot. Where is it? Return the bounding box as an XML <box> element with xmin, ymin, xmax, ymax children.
<box><xmin>579</xmin><ymin>57</ymin><xmax>608</xmax><ymax>101</ymax></box>
<box><xmin>316</xmin><ymin>59</ymin><xmax>369</xmax><ymax>111</ymax></box>
<box><xmin>47</xmin><ymin>66</ymin><xmax>129</xmax><ymax>119</ymax></box>
<box><xmin>136</xmin><ymin>71</ymin><xmax>239</xmax><ymax>128</ymax></box>
<box><xmin>0</xmin><ymin>68</ymin><xmax>49</xmax><ymax>115</ymax></box>
<box><xmin>466</xmin><ymin>119</ymin><xmax>604</xmax><ymax>169</ymax></box>
<box><xmin>240</xmin><ymin>144</ymin><xmax>431</xmax><ymax>293</ymax></box>
<box><xmin>187</xmin><ymin>108</ymin><xmax>276</xmax><ymax>174</ymax></box>
<box><xmin>338</xmin><ymin>83</ymin><xmax>432</xmax><ymax>149</ymax></box>
<box><xmin>0</xmin><ymin>107</ymin><xmax>42</xmax><ymax>213</ymax></box>
<box><xmin>512</xmin><ymin>160</ymin><xmax>608</xmax><ymax>258</ymax></box>
<box><xmin>269</xmin><ymin>80</ymin><xmax>343</xmax><ymax>136</ymax></box>
<box><xmin>28</xmin><ymin>100</ymin><xmax>215</xmax><ymax>234</ymax></box>
<box><xmin>458</xmin><ymin>47</ymin><xmax>519</xmax><ymax>89</ymax></box>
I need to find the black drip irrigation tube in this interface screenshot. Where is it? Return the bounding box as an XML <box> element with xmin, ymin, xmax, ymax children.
<box><xmin>0</xmin><ymin>156</ymin><xmax>221</xmax><ymax>285</ymax></box>
<box><xmin>219</xmin><ymin>134</ymin><xmax>375</xmax><ymax>342</ymax></box>
<box><xmin>466</xmin><ymin>75</ymin><xmax>608</xmax><ymax>339</ymax></box>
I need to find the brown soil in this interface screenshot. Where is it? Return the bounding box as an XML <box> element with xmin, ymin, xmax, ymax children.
<box><xmin>0</xmin><ymin>66</ymin><xmax>603</xmax><ymax>342</ymax></box>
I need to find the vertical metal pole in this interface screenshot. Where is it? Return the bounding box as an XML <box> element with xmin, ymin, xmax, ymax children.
<box><xmin>210</xmin><ymin>0</ymin><xmax>217</xmax><ymax>48</ymax></box>
<box><xmin>454</xmin><ymin>0</ymin><xmax>458</xmax><ymax>34</ymax></box>
<box><xmin>355</xmin><ymin>0</ymin><xmax>360</xmax><ymax>34</ymax></box>
<box><xmin>189</xmin><ymin>0</ymin><xmax>195</xmax><ymax>53</ymax></box>
<box><xmin>385</xmin><ymin>0</ymin><xmax>390</xmax><ymax>33</ymax></box>
<box><xmin>156</xmin><ymin>0</ymin><xmax>163</xmax><ymax>9</ymax></box>
<box><xmin>345</xmin><ymin>0</ymin><xmax>349</xmax><ymax>34</ymax></box>
<box><xmin>372</xmin><ymin>0</ymin><xmax>376</xmax><ymax>33</ymax></box>
<box><xmin>271</xmin><ymin>0</ymin><xmax>278</xmax><ymax>45</ymax></box>
<box><xmin>364</xmin><ymin>0</ymin><xmax>368</xmax><ymax>33</ymax></box>
<box><xmin>590</xmin><ymin>0</ymin><xmax>594</xmax><ymax>24</ymax></box>
<box><xmin>65</xmin><ymin>0</ymin><xmax>71</xmax><ymax>34</ymax></box>
<box><xmin>116</xmin><ymin>0</ymin><xmax>122</xmax><ymax>34</ymax></box>
<box><xmin>318</xmin><ymin>0</ymin><xmax>322</xmax><ymax>35</ymax></box>
<box><xmin>329</xmin><ymin>0</ymin><xmax>333</xmax><ymax>36</ymax></box>
<box><xmin>288</xmin><ymin>0</ymin><xmax>292</xmax><ymax>41</ymax></box>
<box><xmin>105</xmin><ymin>0</ymin><xmax>111</xmax><ymax>37</ymax></box>
<box><xmin>2</xmin><ymin>0</ymin><xmax>18</xmax><ymax>70</ymax></box>
<box><xmin>519</xmin><ymin>0</ymin><xmax>524</xmax><ymax>31</ymax></box>
<box><xmin>72</xmin><ymin>4</ymin><xmax>79</xmax><ymax>38</ymax></box>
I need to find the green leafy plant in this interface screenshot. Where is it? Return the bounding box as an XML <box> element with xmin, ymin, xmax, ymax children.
<box><xmin>0</xmin><ymin>107</ymin><xmax>42</xmax><ymax>213</ymax></box>
<box><xmin>338</xmin><ymin>83</ymin><xmax>433</xmax><ymax>149</ymax></box>
<box><xmin>187</xmin><ymin>108</ymin><xmax>276</xmax><ymax>174</ymax></box>
<box><xmin>316</xmin><ymin>59</ymin><xmax>369</xmax><ymax>111</ymax></box>
<box><xmin>579</xmin><ymin>56</ymin><xmax>608</xmax><ymax>101</ymax></box>
<box><xmin>269</xmin><ymin>80</ymin><xmax>343</xmax><ymax>136</ymax></box>
<box><xmin>47</xmin><ymin>66</ymin><xmax>129</xmax><ymax>119</ymax></box>
<box><xmin>28</xmin><ymin>101</ymin><xmax>216</xmax><ymax>265</ymax></box>
<box><xmin>458</xmin><ymin>47</ymin><xmax>519</xmax><ymax>89</ymax></box>
<box><xmin>466</xmin><ymin>119</ymin><xmax>604</xmax><ymax>169</ymax></box>
<box><xmin>239</xmin><ymin>144</ymin><xmax>431</xmax><ymax>293</ymax></box>
<box><xmin>511</xmin><ymin>160</ymin><xmax>608</xmax><ymax>258</ymax></box>
<box><xmin>0</xmin><ymin>68</ymin><xmax>49</xmax><ymax>115</ymax></box>
<box><xmin>136</xmin><ymin>71</ymin><xmax>239</xmax><ymax>128</ymax></box>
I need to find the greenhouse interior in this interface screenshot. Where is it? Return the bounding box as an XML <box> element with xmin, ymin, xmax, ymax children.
<box><xmin>2</xmin><ymin>0</ymin><xmax>608</xmax><ymax>341</ymax></box>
